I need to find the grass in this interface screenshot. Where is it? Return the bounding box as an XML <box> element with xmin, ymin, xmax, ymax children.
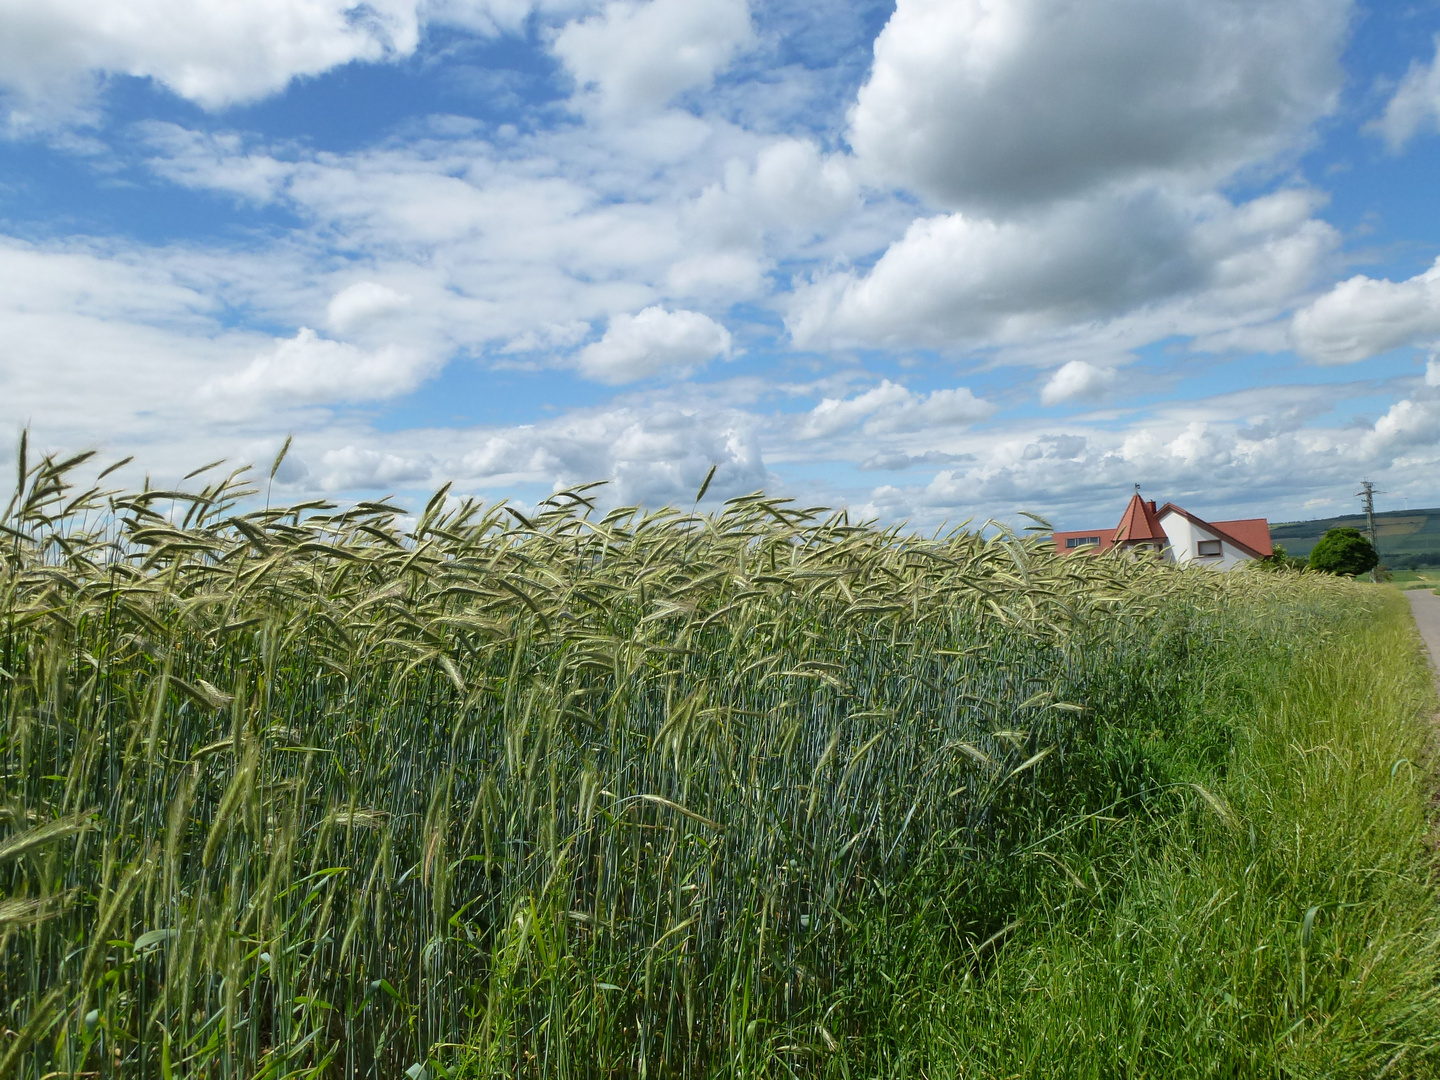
<box><xmin>871</xmin><ymin>588</ymin><xmax>1440</xmax><ymax>1076</ymax></box>
<box><xmin>1390</xmin><ymin>569</ymin><xmax>1440</xmax><ymax>590</ymax></box>
<box><xmin>1</xmin><ymin>444</ymin><xmax>1439</xmax><ymax>1078</ymax></box>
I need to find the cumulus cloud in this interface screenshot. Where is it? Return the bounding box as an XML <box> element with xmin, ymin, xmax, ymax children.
<box><xmin>1292</xmin><ymin>258</ymin><xmax>1440</xmax><ymax>364</ymax></box>
<box><xmin>847</xmin><ymin>367</ymin><xmax>1440</xmax><ymax>530</ymax></box>
<box><xmin>1428</xmin><ymin>356</ymin><xmax>1440</xmax><ymax>388</ymax></box>
<box><xmin>794</xmin><ymin>0</ymin><xmax>1347</xmax><ymax>357</ymax></box>
<box><xmin>802</xmin><ymin>380</ymin><xmax>994</xmax><ymax>438</ymax></box>
<box><xmin>327</xmin><ymin>282</ymin><xmax>412</xmax><ymax>333</ymax></box>
<box><xmin>0</xmin><ymin>0</ymin><xmax>566</xmax><ymax>124</ymax></box>
<box><xmin>664</xmin><ymin>252</ymin><xmax>766</xmax><ymax>299</ymax></box>
<box><xmin>690</xmin><ymin>139</ymin><xmax>857</xmax><ymax>240</ymax></box>
<box><xmin>1041</xmin><ymin>360</ymin><xmax>1119</xmax><ymax>405</ymax></box>
<box><xmin>665</xmin><ymin>137</ymin><xmax>857</xmax><ymax>298</ymax></box>
<box><xmin>552</xmin><ymin>0</ymin><xmax>754</xmax><ymax>114</ymax></box>
<box><xmin>317</xmin><ymin>444</ymin><xmax>434</xmax><ymax>489</ymax></box>
<box><xmin>1371</xmin><ymin>36</ymin><xmax>1440</xmax><ymax>150</ymax></box>
<box><xmin>202</xmin><ymin>328</ymin><xmax>436</xmax><ymax>409</ymax></box>
<box><xmin>576</xmin><ymin>307</ymin><xmax>732</xmax><ymax>383</ymax></box>
<box><xmin>0</xmin><ymin>238</ymin><xmax>280</xmax><ymax>466</ymax></box>
<box><xmin>848</xmin><ymin>0</ymin><xmax>1349</xmax><ymax>211</ymax></box>
<box><xmin>0</xmin><ymin>0</ymin><xmax>429</xmax><ymax>118</ymax></box>
<box><xmin>132</xmin><ymin>121</ymin><xmax>708</xmax><ymax>352</ymax></box>
<box><xmin>1360</xmin><ymin>398</ymin><xmax>1440</xmax><ymax>458</ymax></box>
<box><xmin>455</xmin><ymin>402</ymin><xmax>769</xmax><ymax>506</ymax></box>
<box><xmin>789</xmin><ymin>189</ymin><xmax>1335</xmax><ymax>350</ymax></box>
<box><xmin>7</xmin><ymin>0</ymin><xmax>1435</xmax><ymax>531</ymax></box>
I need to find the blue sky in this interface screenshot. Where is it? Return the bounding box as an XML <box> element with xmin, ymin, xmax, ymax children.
<box><xmin>3</xmin><ymin>0</ymin><xmax>1440</xmax><ymax>529</ymax></box>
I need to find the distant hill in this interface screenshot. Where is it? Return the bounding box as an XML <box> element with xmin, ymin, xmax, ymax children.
<box><xmin>1270</xmin><ymin>507</ymin><xmax>1440</xmax><ymax>568</ymax></box>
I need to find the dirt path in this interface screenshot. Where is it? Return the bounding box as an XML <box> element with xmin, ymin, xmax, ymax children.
<box><xmin>1409</xmin><ymin>589</ymin><xmax>1440</xmax><ymax>694</ymax></box>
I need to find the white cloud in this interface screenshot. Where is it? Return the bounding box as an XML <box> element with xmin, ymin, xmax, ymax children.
<box><xmin>501</xmin><ymin>320</ymin><xmax>591</xmax><ymax>354</ymax></box>
<box><xmin>327</xmin><ymin>282</ymin><xmax>412</xmax><ymax>333</ymax></box>
<box><xmin>1292</xmin><ymin>258</ymin><xmax>1440</xmax><ymax>364</ymax></box>
<box><xmin>848</xmin><ymin>0</ymin><xmax>1349</xmax><ymax>210</ymax></box>
<box><xmin>681</xmin><ymin>138</ymin><xmax>859</xmax><ymax>256</ymax></box>
<box><xmin>803</xmin><ymin>380</ymin><xmax>994</xmax><ymax>438</ymax></box>
<box><xmin>1371</xmin><ymin>35</ymin><xmax>1440</xmax><ymax>150</ymax></box>
<box><xmin>6</xmin><ymin>0</ymin><xmax>1437</xmax><ymax>531</ymax></box>
<box><xmin>1428</xmin><ymin>356</ymin><xmax>1440</xmax><ymax>388</ymax></box>
<box><xmin>0</xmin><ymin>0</ymin><xmax>426</xmax><ymax>116</ymax></box>
<box><xmin>576</xmin><ymin>306</ymin><xmax>732</xmax><ymax>383</ymax></box>
<box><xmin>0</xmin><ymin>238</ymin><xmax>278</xmax><ymax>460</ymax></box>
<box><xmin>839</xmin><ymin>367</ymin><xmax>1440</xmax><ymax>530</ymax></box>
<box><xmin>858</xmin><ymin>407</ymin><xmax>1378</xmax><ymax>529</ymax></box>
<box><xmin>318</xmin><ymin>444</ymin><xmax>435</xmax><ymax>489</ymax></box>
<box><xmin>138</xmin><ymin>124</ymin><xmax>292</xmax><ymax>202</ymax></box>
<box><xmin>1360</xmin><ymin>398</ymin><xmax>1440</xmax><ymax>457</ymax></box>
<box><xmin>552</xmin><ymin>0</ymin><xmax>754</xmax><ymax>114</ymax></box>
<box><xmin>202</xmin><ymin>328</ymin><xmax>436</xmax><ymax>409</ymax></box>
<box><xmin>712</xmin><ymin>138</ymin><xmax>857</xmax><ymax>232</ymax></box>
<box><xmin>664</xmin><ymin>252</ymin><xmax>766</xmax><ymax>299</ymax></box>
<box><xmin>790</xmin><ymin>189</ymin><xmax>1335</xmax><ymax>350</ymax></box>
<box><xmin>804</xmin><ymin>380</ymin><xmax>912</xmax><ymax>438</ymax></box>
<box><xmin>0</xmin><ymin>0</ymin><xmax>565</xmax><ymax>123</ymax></box>
<box><xmin>660</xmin><ymin>137</ymin><xmax>858</xmax><ymax>299</ymax></box>
<box><xmin>453</xmin><ymin>401</ymin><xmax>769</xmax><ymax>506</ymax></box>
<box><xmin>127</xmin><ymin>121</ymin><xmax>874</xmax><ymax>372</ymax></box>
<box><xmin>1041</xmin><ymin>360</ymin><xmax>1118</xmax><ymax>406</ymax></box>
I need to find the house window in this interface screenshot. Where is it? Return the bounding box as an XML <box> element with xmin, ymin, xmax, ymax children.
<box><xmin>1065</xmin><ymin>536</ymin><xmax>1102</xmax><ymax>549</ymax></box>
<box><xmin>1197</xmin><ymin>539</ymin><xmax>1222</xmax><ymax>557</ymax></box>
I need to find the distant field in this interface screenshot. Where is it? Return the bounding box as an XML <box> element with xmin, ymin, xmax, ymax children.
<box><xmin>1270</xmin><ymin>506</ymin><xmax>1440</xmax><ymax>568</ymax></box>
<box><xmin>1390</xmin><ymin>569</ymin><xmax>1440</xmax><ymax>590</ymax></box>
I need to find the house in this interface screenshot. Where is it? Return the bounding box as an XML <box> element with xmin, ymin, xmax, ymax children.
<box><xmin>1052</xmin><ymin>493</ymin><xmax>1272</xmax><ymax>569</ymax></box>
<box><xmin>1155</xmin><ymin>502</ymin><xmax>1273</xmax><ymax>569</ymax></box>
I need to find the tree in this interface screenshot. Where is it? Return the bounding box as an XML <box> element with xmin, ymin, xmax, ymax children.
<box><xmin>1255</xmin><ymin>542</ymin><xmax>1306</xmax><ymax>571</ymax></box>
<box><xmin>1307</xmin><ymin>528</ymin><xmax>1378</xmax><ymax>577</ymax></box>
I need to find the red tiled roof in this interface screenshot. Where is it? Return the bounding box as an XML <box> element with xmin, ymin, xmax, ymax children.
<box><xmin>1052</xmin><ymin>528</ymin><xmax>1115</xmax><ymax>555</ymax></box>
<box><xmin>1210</xmin><ymin>518</ymin><xmax>1273</xmax><ymax>558</ymax></box>
<box><xmin>1113</xmin><ymin>494</ymin><xmax>1167</xmax><ymax>545</ymax></box>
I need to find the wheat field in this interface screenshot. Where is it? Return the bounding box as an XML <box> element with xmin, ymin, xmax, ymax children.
<box><xmin>0</xmin><ymin>441</ymin><xmax>1397</xmax><ymax>1078</ymax></box>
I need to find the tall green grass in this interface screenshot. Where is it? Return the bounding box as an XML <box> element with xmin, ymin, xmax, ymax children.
<box><xmin>876</xmin><ymin>590</ymin><xmax>1440</xmax><ymax>1077</ymax></box>
<box><xmin>0</xmin><ymin>444</ymin><xmax>1435</xmax><ymax>1077</ymax></box>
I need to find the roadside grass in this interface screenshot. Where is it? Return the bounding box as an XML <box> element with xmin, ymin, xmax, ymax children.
<box><xmin>1389</xmin><ymin>569</ymin><xmax>1440</xmax><ymax>590</ymax></box>
<box><xmin>881</xmin><ymin>587</ymin><xmax>1440</xmax><ymax>1078</ymax></box>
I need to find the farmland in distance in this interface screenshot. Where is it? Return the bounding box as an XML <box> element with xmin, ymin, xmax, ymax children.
<box><xmin>1270</xmin><ymin>506</ymin><xmax>1440</xmax><ymax>567</ymax></box>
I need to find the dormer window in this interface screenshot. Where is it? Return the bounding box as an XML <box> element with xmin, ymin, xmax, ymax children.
<box><xmin>1197</xmin><ymin>539</ymin><xmax>1222</xmax><ymax>557</ymax></box>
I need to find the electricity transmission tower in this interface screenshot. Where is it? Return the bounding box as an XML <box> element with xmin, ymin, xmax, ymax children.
<box><xmin>1357</xmin><ymin>480</ymin><xmax>1381</xmax><ymax>580</ymax></box>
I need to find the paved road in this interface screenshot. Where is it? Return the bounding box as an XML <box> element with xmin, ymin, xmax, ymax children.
<box><xmin>1408</xmin><ymin>589</ymin><xmax>1440</xmax><ymax>693</ymax></box>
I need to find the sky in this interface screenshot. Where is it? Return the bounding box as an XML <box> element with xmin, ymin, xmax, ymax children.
<box><xmin>2</xmin><ymin>0</ymin><xmax>1440</xmax><ymax>530</ymax></box>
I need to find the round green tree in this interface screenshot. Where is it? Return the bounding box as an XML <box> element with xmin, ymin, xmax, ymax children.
<box><xmin>1307</xmin><ymin>527</ymin><xmax>1378</xmax><ymax>576</ymax></box>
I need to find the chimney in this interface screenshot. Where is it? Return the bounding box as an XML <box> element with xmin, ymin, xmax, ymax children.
<box><xmin>1147</xmin><ymin>500</ymin><xmax>1157</xmax><ymax>514</ymax></box>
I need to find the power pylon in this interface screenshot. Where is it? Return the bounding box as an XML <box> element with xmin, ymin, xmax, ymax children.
<box><xmin>1357</xmin><ymin>479</ymin><xmax>1382</xmax><ymax>580</ymax></box>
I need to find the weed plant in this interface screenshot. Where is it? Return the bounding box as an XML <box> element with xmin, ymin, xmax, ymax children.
<box><xmin>0</xmin><ymin>444</ymin><xmax>1435</xmax><ymax>1077</ymax></box>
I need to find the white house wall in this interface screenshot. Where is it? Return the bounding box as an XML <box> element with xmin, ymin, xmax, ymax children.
<box><xmin>1159</xmin><ymin>512</ymin><xmax>1251</xmax><ymax>570</ymax></box>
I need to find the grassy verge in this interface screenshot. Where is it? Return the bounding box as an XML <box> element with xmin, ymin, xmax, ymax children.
<box><xmin>884</xmin><ymin>587</ymin><xmax>1440</xmax><ymax>1077</ymax></box>
<box><xmin>1387</xmin><ymin>570</ymin><xmax>1440</xmax><ymax>591</ymax></box>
